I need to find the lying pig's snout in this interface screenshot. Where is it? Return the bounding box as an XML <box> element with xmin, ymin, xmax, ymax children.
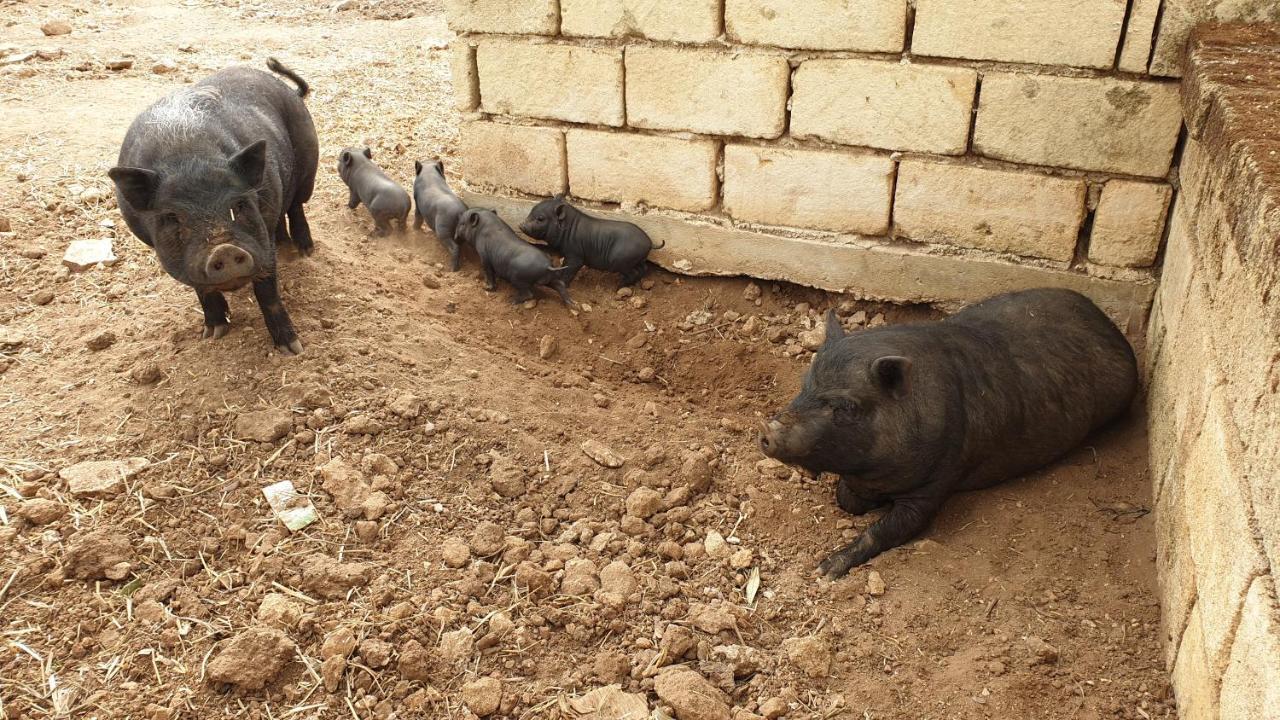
<box><xmin>758</xmin><ymin>419</ymin><xmax>785</xmax><ymax>457</ymax></box>
<box><xmin>205</xmin><ymin>243</ymin><xmax>254</xmax><ymax>285</ymax></box>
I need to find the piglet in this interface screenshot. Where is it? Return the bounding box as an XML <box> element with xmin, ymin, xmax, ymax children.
<box><xmin>519</xmin><ymin>194</ymin><xmax>663</xmax><ymax>287</ymax></box>
<box><xmin>412</xmin><ymin>159</ymin><xmax>467</xmax><ymax>271</ymax></box>
<box><xmin>454</xmin><ymin>209</ymin><xmax>574</xmax><ymax>307</ymax></box>
<box><xmin>337</xmin><ymin>147</ymin><xmax>410</xmax><ymax>236</ymax></box>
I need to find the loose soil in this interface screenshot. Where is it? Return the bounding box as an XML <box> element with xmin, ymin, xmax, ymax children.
<box><xmin>0</xmin><ymin>1</ymin><xmax>1174</xmax><ymax>718</ymax></box>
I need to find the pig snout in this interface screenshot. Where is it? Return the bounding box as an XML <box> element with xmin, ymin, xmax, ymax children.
<box><xmin>759</xmin><ymin>416</ymin><xmax>808</xmax><ymax>459</ymax></box>
<box><xmin>758</xmin><ymin>419</ymin><xmax>784</xmax><ymax>456</ymax></box>
<box><xmin>204</xmin><ymin>243</ymin><xmax>255</xmax><ymax>285</ymax></box>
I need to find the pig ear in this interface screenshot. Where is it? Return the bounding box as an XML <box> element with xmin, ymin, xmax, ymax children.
<box><xmin>821</xmin><ymin>310</ymin><xmax>844</xmax><ymax>349</ymax></box>
<box><xmin>869</xmin><ymin>356</ymin><xmax>912</xmax><ymax>397</ymax></box>
<box><xmin>468</xmin><ymin>212</ymin><xmax>480</xmax><ymax>227</ymax></box>
<box><xmin>108</xmin><ymin>167</ymin><xmax>160</xmax><ymax>211</ymax></box>
<box><xmin>435</xmin><ymin>161</ymin><xmax>444</xmax><ymax>174</ymax></box>
<box><xmin>554</xmin><ymin>204</ymin><xmax>567</xmax><ymax>220</ymax></box>
<box><xmin>341</xmin><ymin>150</ymin><xmax>352</xmax><ymax>167</ymax></box>
<box><xmin>229</xmin><ymin>140</ymin><xmax>267</xmax><ymax>187</ymax></box>
<box><xmin>363</xmin><ymin>147</ymin><xmax>373</xmax><ymax>159</ymax></box>
<box><xmin>554</xmin><ymin>192</ymin><xmax>566</xmax><ymax>200</ymax></box>
<box><xmin>414</xmin><ymin>160</ymin><xmax>423</xmax><ymax>175</ymax></box>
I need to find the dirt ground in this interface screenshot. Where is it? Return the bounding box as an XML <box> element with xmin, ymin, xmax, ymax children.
<box><xmin>0</xmin><ymin>1</ymin><xmax>1175</xmax><ymax>719</ymax></box>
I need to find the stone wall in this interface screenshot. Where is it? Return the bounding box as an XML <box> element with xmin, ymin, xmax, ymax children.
<box><xmin>1146</xmin><ymin>24</ymin><xmax>1280</xmax><ymax>720</ymax></box>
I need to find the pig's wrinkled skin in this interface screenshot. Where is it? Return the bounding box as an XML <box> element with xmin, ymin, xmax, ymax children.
<box><xmin>338</xmin><ymin>147</ymin><xmax>411</xmax><ymax>237</ymax></box>
<box><xmin>412</xmin><ymin>159</ymin><xmax>467</xmax><ymax>271</ymax></box>
<box><xmin>759</xmin><ymin>288</ymin><xmax>1138</xmax><ymax>579</ymax></box>
<box><xmin>109</xmin><ymin>58</ymin><xmax>317</xmax><ymax>356</ymax></box>
<box><xmin>454</xmin><ymin>209</ymin><xmax>574</xmax><ymax>307</ymax></box>
<box><xmin>519</xmin><ymin>195</ymin><xmax>663</xmax><ymax>287</ymax></box>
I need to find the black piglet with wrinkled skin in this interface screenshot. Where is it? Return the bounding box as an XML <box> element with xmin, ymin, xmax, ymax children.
<box><xmin>519</xmin><ymin>194</ymin><xmax>663</xmax><ymax>287</ymax></box>
<box><xmin>454</xmin><ymin>209</ymin><xmax>575</xmax><ymax>307</ymax></box>
<box><xmin>412</xmin><ymin>159</ymin><xmax>467</xmax><ymax>271</ymax></box>
<box><xmin>338</xmin><ymin>147</ymin><xmax>412</xmax><ymax>237</ymax></box>
<box><xmin>759</xmin><ymin>288</ymin><xmax>1138</xmax><ymax>579</ymax></box>
<box><xmin>109</xmin><ymin>58</ymin><xmax>318</xmax><ymax>356</ymax></box>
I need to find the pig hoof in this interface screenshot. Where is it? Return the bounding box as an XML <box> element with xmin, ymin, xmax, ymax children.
<box><xmin>276</xmin><ymin>339</ymin><xmax>304</xmax><ymax>356</ymax></box>
<box><xmin>203</xmin><ymin>324</ymin><xmax>230</xmax><ymax>340</ymax></box>
<box><xmin>817</xmin><ymin>553</ymin><xmax>856</xmax><ymax>580</ymax></box>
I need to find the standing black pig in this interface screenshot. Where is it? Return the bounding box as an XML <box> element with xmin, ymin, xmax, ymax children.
<box><xmin>758</xmin><ymin>288</ymin><xmax>1138</xmax><ymax>579</ymax></box>
<box><xmin>338</xmin><ymin>147</ymin><xmax>411</xmax><ymax>237</ymax></box>
<box><xmin>454</xmin><ymin>209</ymin><xmax>574</xmax><ymax>307</ymax></box>
<box><xmin>519</xmin><ymin>195</ymin><xmax>663</xmax><ymax>286</ymax></box>
<box><xmin>109</xmin><ymin>58</ymin><xmax>317</xmax><ymax>355</ymax></box>
<box><xmin>412</xmin><ymin>159</ymin><xmax>467</xmax><ymax>271</ymax></box>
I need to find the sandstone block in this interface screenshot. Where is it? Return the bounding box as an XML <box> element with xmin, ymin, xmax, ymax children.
<box><xmin>1172</xmin><ymin>606</ymin><xmax>1219</xmax><ymax>720</ymax></box>
<box><xmin>1089</xmin><ymin>180</ymin><xmax>1172</xmax><ymax>267</ymax></box>
<box><xmin>567</xmin><ymin>130</ymin><xmax>717</xmax><ymax>212</ymax></box>
<box><xmin>726</xmin><ymin>0</ymin><xmax>905</xmax><ymax>51</ymax></box>
<box><xmin>893</xmin><ymin>160</ymin><xmax>1086</xmax><ymax>261</ymax></box>
<box><xmin>625</xmin><ymin>47</ymin><xmax>788</xmax><ymax>139</ymax></box>
<box><xmin>722</xmin><ymin>144</ymin><xmax>893</xmax><ymax>234</ymax></box>
<box><xmin>974</xmin><ymin>73</ymin><xmax>1182</xmax><ymax>177</ymax></box>
<box><xmin>444</xmin><ymin>0</ymin><xmax>558</xmax><ymax>35</ymax></box>
<box><xmin>450</xmin><ymin>42</ymin><xmax>479</xmax><ymax>112</ymax></box>
<box><xmin>1219</xmin><ymin>576</ymin><xmax>1280</xmax><ymax>720</ymax></box>
<box><xmin>478</xmin><ymin>41</ymin><xmax>624</xmax><ymax>126</ymax></box>
<box><xmin>791</xmin><ymin>59</ymin><xmax>976</xmax><ymax>154</ymax></box>
<box><xmin>1118</xmin><ymin>0</ymin><xmax>1161</xmax><ymax>73</ymax></box>
<box><xmin>562</xmin><ymin>0</ymin><xmax>720</xmax><ymax>42</ymax></box>
<box><xmin>913</xmin><ymin>0</ymin><xmax>1125</xmax><ymax>69</ymax></box>
<box><xmin>1150</xmin><ymin>0</ymin><xmax>1280</xmax><ymax>77</ymax></box>
<box><xmin>461</xmin><ymin>122</ymin><xmax>565</xmax><ymax>196</ymax></box>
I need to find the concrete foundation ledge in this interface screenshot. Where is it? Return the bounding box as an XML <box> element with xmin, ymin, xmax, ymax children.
<box><xmin>462</xmin><ymin>190</ymin><xmax>1156</xmax><ymax>338</ymax></box>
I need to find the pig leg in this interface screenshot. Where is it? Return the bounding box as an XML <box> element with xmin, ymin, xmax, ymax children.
<box><xmin>413</xmin><ymin>209</ymin><xmax>424</xmax><ymax>231</ymax></box>
<box><xmin>482</xmin><ymin>261</ymin><xmax>497</xmax><ymax>291</ymax></box>
<box><xmin>818</xmin><ymin>494</ymin><xmax>945</xmax><ymax>579</ymax></box>
<box><xmin>836</xmin><ymin>476</ymin><xmax>888</xmax><ymax>515</ymax></box>
<box><xmin>251</xmin><ymin>274</ymin><xmax>303</xmax><ymax>356</ymax></box>
<box><xmin>274</xmin><ymin>216</ymin><xmax>291</xmax><ymax>246</ymax></box>
<box><xmin>347</xmin><ymin>189</ymin><xmax>361</xmax><ymax>210</ymax></box>
<box><xmin>561</xmin><ymin>257</ymin><xmax>585</xmax><ymax>286</ymax></box>
<box><xmin>373</xmin><ymin>215</ymin><xmax>391</xmax><ymax>237</ymax></box>
<box><xmin>510</xmin><ymin>284</ymin><xmax>535</xmax><ymax>305</ymax></box>
<box><xmin>288</xmin><ymin>206</ymin><xmax>314</xmax><ymax>256</ymax></box>
<box><xmin>549</xmin><ymin>278</ymin><xmax>575</xmax><ymax>307</ymax></box>
<box><xmin>198</xmin><ymin>290</ymin><xmax>231</xmax><ymax>340</ymax></box>
<box><xmin>619</xmin><ymin>261</ymin><xmax>649</xmax><ymax>287</ymax></box>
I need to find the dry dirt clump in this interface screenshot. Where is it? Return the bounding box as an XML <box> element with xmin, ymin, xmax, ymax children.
<box><xmin>0</xmin><ymin>0</ymin><xmax>1174</xmax><ymax>718</ymax></box>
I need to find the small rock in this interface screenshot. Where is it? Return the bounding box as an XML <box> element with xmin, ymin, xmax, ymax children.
<box><xmin>561</xmin><ymin>558</ymin><xmax>600</xmax><ymax>596</ymax></box>
<box><xmin>711</xmin><ymin>645</ymin><xmax>762</xmax><ymax>677</ymax></box>
<box><xmin>320</xmin><ymin>655</ymin><xmax>346</xmax><ymax>692</ymax></box>
<box><xmin>64</xmin><ymin>529</ymin><xmax>133</xmax><ymax>580</ymax></box>
<box><xmin>681</xmin><ymin>454</ymin><xmax>714</xmax><ymax>493</ymax></box>
<box><xmin>782</xmin><ymin>636</ymin><xmax>832</xmax><ymax>678</ymax></box>
<box><xmin>299</xmin><ymin>555</ymin><xmax>373</xmax><ymax>599</ymax></box>
<box><xmin>0</xmin><ymin>328</ymin><xmax>25</xmax><ymax>348</ymax></box>
<box><xmin>470</xmin><ymin>521</ymin><xmax>505</xmax><ymax>556</ymax></box>
<box><xmin>625</xmin><ymin>486</ymin><xmax>663</xmax><ymax>519</ymax></box>
<box><xmin>207</xmin><ymin>628</ymin><xmax>296</xmax><ymax>690</ymax></box>
<box><xmin>636</xmin><ymin>367</ymin><xmax>656</xmax><ymax>382</ymax></box>
<box><xmin>515</xmin><ymin>561</ymin><xmax>553</xmax><ymax>595</ymax></box>
<box><xmin>441</xmin><ymin>537</ymin><xmax>470</xmax><ymax>568</ymax></box>
<box><xmin>654</xmin><ymin>667</ymin><xmax>731</xmax><ymax>720</ymax></box>
<box><xmin>321</xmin><ymin>627</ymin><xmax>358</xmax><ymax>659</ymax></box>
<box><xmin>798</xmin><ymin>327</ymin><xmax>825</xmax><ymax>351</ymax></box>
<box><xmin>1025</xmin><ymin>636</ymin><xmax>1059</xmax><ymax>665</ymax></box>
<box><xmin>742</xmin><ymin>283</ymin><xmax>761</xmax><ymax>302</ymax></box>
<box><xmin>30</xmin><ymin>290</ymin><xmax>54</xmax><ymax>306</ymax></box>
<box><xmin>704</xmin><ymin>530</ymin><xmax>729</xmax><ymax>559</ymax></box>
<box><xmin>106</xmin><ymin>58</ymin><xmax>133</xmax><ymax>71</ymax></box>
<box><xmin>488</xmin><ymin>454</ymin><xmax>526</xmax><ymax>498</ymax></box>
<box><xmin>729</xmin><ymin>548</ymin><xmax>752</xmax><ymax>569</ymax></box>
<box><xmin>868</xmin><ymin>312</ymin><xmax>886</xmax><ymax>328</ymax></box>
<box><xmin>318</xmin><ymin>458</ymin><xmax>371</xmax><ymax>517</ymax></box>
<box><xmin>759</xmin><ymin>697</ymin><xmax>788</xmax><ymax>719</ymax></box>
<box><xmin>354</xmin><ymin>520</ymin><xmax>378</xmax><ymax>543</ymax></box>
<box><xmin>0</xmin><ymin>216</ymin><xmax>11</xmax><ymax>232</ymax></box>
<box><xmin>593</xmin><ymin>651</ymin><xmax>631</xmax><ymax>684</ymax></box>
<box><xmin>358</xmin><ymin>638</ymin><xmax>393</xmax><ymax>669</ymax></box>
<box><xmin>61</xmin><ymin>457</ymin><xmax>149</xmax><ymax>498</ymax></box>
<box><xmin>18</xmin><ymin>498</ymin><xmax>66</xmax><ymax>525</ymax></box>
<box><xmin>85</xmin><ymin>331</ymin><xmax>116</xmax><ymax>351</ymax></box>
<box><xmin>421</xmin><ymin>272</ymin><xmax>441</xmax><ymax>289</ymax></box>
<box><xmin>568</xmin><ymin>684</ymin><xmax>650</xmax><ymax>719</ymax></box>
<box><xmin>597</xmin><ymin>560</ymin><xmax>636</xmax><ymax>606</ymax></box>
<box><xmin>388</xmin><ymin>392</ymin><xmax>422</xmax><ymax>418</ymax></box>
<box><xmin>234</xmin><ymin>408</ymin><xmax>293</xmax><ymax>443</ymax></box>
<box><xmin>581</xmin><ymin>440</ymin><xmax>624</xmax><ymax>468</ymax></box>
<box><xmin>398</xmin><ymin>639</ymin><xmax>436</xmax><ymax>682</ymax></box>
<box><xmin>866</xmin><ymin>570</ymin><xmax>886</xmax><ymax>597</ymax></box>
<box><xmin>256</xmin><ymin>594</ymin><xmax>303</xmax><ymax>628</ymax></box>
<box><xmin>331</xmin><ymin>0</ymin><xmax>356</xmax><ymax>11</ymax></box>
<box><xmin>131</xmin><ymin>362</ymin><xmax>162</xmax><ymax>385</ymax></box>
<box><xmin>538</xmin><ymin>334</ymin><xmax>556</xmax><ymax>360</ymax></box>
<box><xmin>36</xmin><ymin>48</ymin><xmax>64</xmax><ymax>60</ymax></box>
<box><xmin>688</xmin><ymin>603</ymin><xmax>736</xmax><ymax>634</ymax></box>
<box><xmin>660</xmin><ymin>624</ymin><xmax>697</xmax><ymax>661</ymax></box>
<box><xmin>461</xmin><ymin>677</ymin><xmax>501</xmax><ymax>717</ymax></box>
<box><xmin>341</xmin><ymin>415</ymin><xmax>381</xmax><ymax>435</ymax></box>
<box><xmin>152</xmin><ymin>58</ymin><xmax>178</xmax><ymax>74</ymax></box>
<box><xmin>41</xmin><ymin>19</ymin><xmax>72</xmax><ymax>36</ymax></box>
<box><xmin>439</xmin><ymin>627</ymin><xmax>474</xmax><ymax>667</ymax></box>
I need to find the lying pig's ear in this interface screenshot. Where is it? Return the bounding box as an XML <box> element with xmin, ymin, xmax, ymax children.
<box><xmin>554</xmin><ymin>204</ymin><xmax>567</xmax><ymax>220</ymax></box>
<box><xmin>414</xmin><ymin>160</ymin><xmax>423</xmax><ymax>175</ymax></box>
<box><xmin>434</xmin><ymin>161</ymin><xmax>445</xmax><ymax>174</ymax></box>
<box><xmin>229</xmin><ymin>140</ymin><xmax>267</xmax><ymax>187</ymax></box>
<box><xmin>869</xmin><ymin>356</ymin><xmax>912</xmax><ymax>398</ymax></box>
<box><xmin>108</xmin><ymin>166</ymin><xmax>160</xmax><ymax>211</ymax></box>
<box><xmin>363</xmin><ymin>147</ymin><xmax>373</xmax><ymax>159</ymax></box>
<box><xmin>468</xmin><ymin>212</ymin><xmax>480</xmax><ymax>227</ymax></box>
<box><xmin>341</xmin><ymin>150</ymin><xmax>352</xmax><ymax>167</ymax></box>
<box><xmin>821</xmin><ymin>310</ymin><xmax>844</xmax><ymax>349</ymax></box>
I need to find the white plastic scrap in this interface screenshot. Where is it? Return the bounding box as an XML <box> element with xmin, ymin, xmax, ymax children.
<box><xmin>262</xmin><ymin>480</ymin><xmax>318</xmax><ymax>531</ymax></box>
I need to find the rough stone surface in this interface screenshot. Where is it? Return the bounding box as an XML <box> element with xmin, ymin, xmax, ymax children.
<box><xmin>64</xmin><ymin>529</ymin><xmax>133</xmax><ymax>580</ymax></box>
<box><xmin>567</xmin><ymin>130</ymin><xmax>718</xmax><ymax>212</ymax></box>
<box><xmin>782</xmin><ymin>636</ymin><xmax>833</xmax><ymax>678</ymax></box>
<box><xmin>625</xmin><ymin>47</ymin><xmax>789</xmax><ymax>139</ymax></box>
<box><xmin>61</xmin><ymin>457</ymin><xmax>149</xmax><ymax>498</ymax></box>
<box><xmin>450</xmin><ymin>42</ymin><xmax>479</xmax><ymax>112</ymax></box>
<box><xmin>207</xmin><ymin>628</ymin><xmax>296</xmax><ymax>691</ymax></box>
<box><xmin>256</xmin><ymin>593</ymin><xmax>303</xmax><ymax>628</ymax></box>
<box><xmin>1219</xmin><ymin>576</ymin><xmax>1280</xmax><ymax>720</ymax></box>
<box><xmin>566</xmin><ymin>685</ymin><xmax>650</xmax><ymax>719</ymax></box>
<box><xmin>1149</xmin><ymin>0</ymin><xmax>1280</xmax><ymax>77</ymax></box>
<box><xmin>723</xmin><ymin>144</ymin><xmax>892</xmax><ymax>235</ymax></box>
<box><xmin>234</xmin><ymin>408</ymin><xmax>293</xmax><ymax>442</ymax></box>
<box><xmin>562</xmin><ymin>0</ymin><xmax>720</xmax><ymax>42</ymax></box>
<box><xmin>974</xmin><ymin>73</ymin><xmax>1182</xmax><ymax>177</ymax></box>
<box><xmin>654</xmin><ymin>667</ymin><xmax>731</xmax><ymax>720</ymax></box>
<box><xmin>477</xmin><ymin>41</ymin><xmax>624</xmax><ymax>126</ymax></box>
<box><xmin>893</xmin><ymin>160</ymin><xmax>1086</xmax><ymax>262</ymax></box>
<box><xmin>791</xmin><ymin>59</ymin><xmax>977</xmax><ymax>155</ymax></box>
<box><xmin>461</xmin><ymin>121</ymin><xmax>565</xmax><ymax>196</ymax></box>
<box><xmin>444</xmin><ymin>0</ymin><xmax>558</xmax><ymax>34</ymax></box>
<box><xmin>913</xmin><ymin>0</ymin><xmax>1126</xmax><ymax>69</ymax></box>
<box><xmin>1118</xmin><ymin>0</ymin><xmax>1161</xmax><ymax>72</ymax></box>
<box><xmin>726</xmin><ymin>0</ymin><xmax>905</xmax><ymax>51</ymax></box>
<box><xmin>18</xmin><ymin>498</ymin><xmax>66</xmax><ymax>525</ymax></box>
<box><xmin>1172</xmin><ymin>607</ymin><xmax>1218</xmax><ymax>720</ymax></box>
<box><xmin>464</xmin><ymin>192</ymin><xmax>1156</xmax><ymax>336</ymax></box>
<box><xmin>1088</xmin><ymin>180</ymin><xmax>1172</xmax><ymax>268</ymax></box>
<box><xmin>461</xmin><ymin>677</ymin><xmax>502</xmax><ymax>716</ymax></box>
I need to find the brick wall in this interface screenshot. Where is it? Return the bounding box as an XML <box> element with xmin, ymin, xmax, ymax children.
<box><xmin>443</xmin><ymin>0</ymin><xmax>1275</xmax><ymax>331</ymax></box>
<box><xmin>1146</xmin><ymin>25</ymin><xmax>1280</xmax><ymax>720</ymax></box>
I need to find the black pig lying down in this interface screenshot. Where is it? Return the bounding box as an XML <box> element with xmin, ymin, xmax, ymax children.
<box><xmin>338</xmin><ymin>147</ymin><xmax>411</xmax><ymax>237</ymax></box>
<box><xmin>109</xmin><ymin>58</ymin><xmax>318</xmax><ymax>356</ymax></box>
<box><xmin>412</xmin><ymin>159</ymin><xmax>467</xmax><ymax>271</ymax></box>
<box><xmin>519</xmin><ymin>195</ymin><xmax>664</xmax><ymax>287</ymax></box>
<box><xmin>759</xmin><ymin>288</ymin><xmax>1138</xmax><ymax>579</ymax></box>
<box><xmin>454</xmin><ymin>209</ymin><xmax>574</xmax><ymax>307</ymax></box>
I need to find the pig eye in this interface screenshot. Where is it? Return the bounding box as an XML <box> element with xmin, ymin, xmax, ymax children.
<box><xmin>157</xmin><ymin>212</ymin><xmax>179</xmax><ymax>228</ymax></box>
